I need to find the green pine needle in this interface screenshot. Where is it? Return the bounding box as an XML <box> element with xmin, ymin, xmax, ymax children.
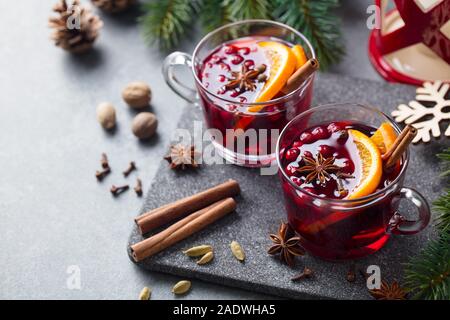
<box><xmin>438</xmin><ymin>148</ymin><xmax>450</xmax><ymax>177</ymax></box>
<box><xmin>404</xmin><ymin>148</ymin><xmax>450</xmax><ymax>300</ymax></box>
<box><xmin>273</xmin><ymin>0</ymin><xmax>345</xmax><ymax>69</ymax></box>
<box><xmin>436</xmin><ymin>148</ymin><xmax>450</xmax><ymax>233</ymax></box>
<box><xmin>223</xmin><ymin>0</ymin><xmax>273</xmax><ymax>21</ymax></box>
<box><xmin>200</xmin><ymin>0</ymin><xmax>232</xmax><ymax>33</ymax></box>
<box><xmin>435</xmin><ymin>189</ymin><xmax>450</xmax><ymax>233</ymax></box>
<box><xmin>139</xmin><ymin>0</ymin><xmax>345</xmax><ymax>69</ymax></box>
<box><xmin>139</xmin><ymin>0</ymin><xmax>199</xmax><ymax>49</ymax></box>
<box><xmin>404</xmin><ymin>233</ymin><xmax>450</xmax><ymax>300</ymax></box>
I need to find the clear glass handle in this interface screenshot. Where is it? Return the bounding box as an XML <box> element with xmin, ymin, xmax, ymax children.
<box><xmin>389</xmin><ymin>187</ymin><xmax>431</xmax><ymax>235</ymax></box>
<box><xmin>162</xmin><ymin>51</ymin><xmax>198</xmax><ymax>104</ymax></box>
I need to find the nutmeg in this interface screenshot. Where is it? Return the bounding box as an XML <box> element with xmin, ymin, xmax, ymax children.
<box><xmin>132</xmin><ymin>112</ymin><xmax>158</xmax><ymax>139</ymax></box>
<box><xmin>96</xmin><ymin>102</ymin><xmax>116</xmax><ymax>129</ymax></box>
<box><xmin>122</xmin><ymin>81</ymin><xmax>151</xmax><ymax>109</ymax></box>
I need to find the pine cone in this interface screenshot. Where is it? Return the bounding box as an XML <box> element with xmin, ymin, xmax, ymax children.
<box><xmin>91</xmin><ymin>0</ymin><xmax>136</xmax><ymax>13</ymax></box>
<box><xmin>49</xmin><ymin>0</ymin><xmax>103</xmax><ymax>54</ymax></box>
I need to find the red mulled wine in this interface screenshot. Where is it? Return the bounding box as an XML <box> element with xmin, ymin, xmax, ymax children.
<box><xmin>196</xmin><ymin>37</ymin><xmax>314</xmax><ymax>164</ymax></box>
<box><xmin>279</xmin><ymin>121</ymin><xmax>404</xmax><ymax>260</ymax></box>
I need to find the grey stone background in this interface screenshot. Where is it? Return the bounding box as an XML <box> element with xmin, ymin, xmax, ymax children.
<box><xmin>0</xmin><ymin>0</ymin><xmax>397</xmax><ymax>299</ymax></box>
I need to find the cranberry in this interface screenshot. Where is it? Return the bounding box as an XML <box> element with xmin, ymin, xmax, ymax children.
<box><xmin>239</xmin><ymin>47</ymin><xmax>250</xmax><ymax>55</ymax></box>
<box><xmin>224</xmin><ymin>45</ymin><xmax>237</xmax><ymax>55</ymax></box>
<box><xmin>285</xmin><ymin>148</ymin><xmax>300</xmax><ymax>161</ymax></box>
<box><xmin>244</xmin><ymin>59</ymin><xmax>255</xmax><ymax>68</ymax></box>
<box><xmin>217</xmin><ymin>86</ymin><xmax>226</xmax><ymax>95</ymax></box>
<box><xmin>290</xmin><ymin>176</ymin><xmax>303</xmax><ymax>186</ymax></box>
<box><xmin>292</xmin><ymin>141</ymin><xmax>303</xmax><ymax>148</ymax></box>
<box><xmin>299</xmin><ymin>132</ymin><xmax>314</xmax><ymax>144</ymax></box>
<box><xmin>211</xmin><ymin>55</ymin><xmax>223</xmax><ymax>64</ymax></box>
<box><xmin>302</xmin><ymin>151</ymin><xmax>313</xmax><ymax>159</ymax></box>
<box><xmin>327</xmin><ymin>122</ymin><xmax>343</xmax><ymax>133</ymax></box>
<box><xmin>206</xmin><ymin>62</ymin><xmax>213</xmax><ymax>68</ymax></box>
<box><xmin>227</xmin><ymin>104</ymin><xmax>238</xmax><ymax>112</ymax></box>
<box><xmin>219</xmin><ymin>63</ymin><xmax>230</xmax><ymax>71</ymax></box>
<box><xmin>340</xmin><ymin>158</ymin><xmax>354</xmax><ymax>173</ymax></box>
<box><xmin>230</xmin><ymin>90</ymin><xmax>240</xmax><ymax>98</ymax></box>
<box><xmin>318</xmin><ymin>145</ymin><xmax>335</xmax><ymax>158</ymax></box>
<box><xmin>217</xmin><ymin>75</ymin><xmax>226</xmax><ymax>82</ymax></box>
<box><xmin>285</xmin><ymin>163</ymin><xmax>298</xmax><ymax>176</ymax></box>
<box><xmin>311</xmin><ymin>126</ymin><xmax>329</xmax><ymax>140</ymax></box>
<box><xmin>239</xmin><ymin>96</ymin><xmax>247</xmax><ymax>103</ymax></box>
<box><xmin>231</xmin><ymin>55</ymin><xmax>244</xmax><ymax>65</ymax></box>
<box><xmin>336</xmin><ymin>130</ymin><xmax>349</xmax><ymax>145</ymax></box>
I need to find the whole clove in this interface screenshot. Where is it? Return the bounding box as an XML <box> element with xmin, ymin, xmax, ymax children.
<box><xmin>96</xmin><ymin>167</ymin><xmax>111</xmax><ymax>181</ymax></box>
<box><xmin>101</xmin><ymin>153</ymin><xmax>109</xmax><ymax>169</ymax></box>
<box><xmin>123</xmin><ymin>161</ymin><xmax>137</xmax><ymax>177</ymax></box>
<box><xmin>347</xmin><ymin>265</ymin><xmax>356</xmax><ymax>283</ymax></box>
<box><xmin>110</xmin><ymin>184</ymin><xmax>129</xmax><ymax>197</ymax></box>
<box><xmin>291</xmin><ymin>267</ymin><xmax>314</xmax><ymax>282</ymax></box>
<box><xmin>134</xmin><ymin>178</ymin><xmax>143</xmax><ymax>197</ymax></box>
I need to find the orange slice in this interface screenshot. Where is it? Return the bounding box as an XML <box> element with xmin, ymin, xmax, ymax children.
<box><xmin>248</xmin><ymin>41</ymin><xmax>296</xmax><ymax>111</ymax></box>
<box><xmin>291</xmin><ymin>44</ymin><xmax>308</xmax><ymax>70</ymax></box>
<box><xmin>347</xmin><ymin>130</ymin><xmax>382</xmax><ymax>200</ymax></box>
<box><xmin>371</xmin><ymin>122</ymin><xmax>398</xmax><ymax>155</ymax></box>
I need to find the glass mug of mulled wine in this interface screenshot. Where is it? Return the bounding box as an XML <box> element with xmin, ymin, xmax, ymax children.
<box><xmin>163</xmin><ymin>20</ymin><xmax>316</xmax><ymax>167</ymax></box>
<box><xmin>276</xmin><ymin>103</ymin><xmax>431</xmax><ymax>260</ymax></box>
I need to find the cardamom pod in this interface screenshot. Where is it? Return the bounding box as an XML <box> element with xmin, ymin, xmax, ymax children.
<box><xmin>197</xmin><ymin>251</ymin><xmax>214</xmax><ymax>265</ymax></box>
<box><xmin>172</xmin><ymin>280</ymin><xmax>191</xmax><ymax>295</ymax></box>
<box><xmin>139</xmin><ymin>286</ymin><xmax>151</xmax><ymax>300</ymax></box>
<box><xmin>230</xmin><ymin>240</ymin><xmax>245</xmax><ymax>261</ymax></box>
<box><xmin>183</xmin><ymin>245</ymin><xmax>213</xmax><ymax>257</ymax></box>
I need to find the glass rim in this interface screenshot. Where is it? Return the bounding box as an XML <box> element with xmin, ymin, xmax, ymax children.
<box><xmin>276</xmin><ymin>103</ymin><xmax>410</xmax><ymax>205</ymax></box>
<box><xmin>191</xmin><ymin>19</ymin><xmax>316</xmax><ymax>108</ymax></box>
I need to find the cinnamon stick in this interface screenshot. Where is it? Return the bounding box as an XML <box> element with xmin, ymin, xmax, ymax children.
<box><xmin>133</xmin><ymin>200</ymin><xmax>224</xmax><ymax>255</ymax></box>
<box><xmin>131</xmin><ymin>198</ymin><xmax>236</xmax><ymax>261</ymax></box>
<box><xmin>135</xmin><ymin>179</ymin><xmax>240</xmax><ymax>234</ymax></box>
<box><xmin>280</xmin><ymin>58</ymin><xmax>319</xmax><ymax>95</ymax></box>
<box><xmin>383</xmin><ymin>125</ymin><xmax>417</xmax><ymax>169</ymax></box>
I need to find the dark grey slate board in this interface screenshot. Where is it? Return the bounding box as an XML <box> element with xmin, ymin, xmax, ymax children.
<box><xmin>128</xmin><ymin>73</ymin><xmax>449</xmax><ymax>299</ymax></box>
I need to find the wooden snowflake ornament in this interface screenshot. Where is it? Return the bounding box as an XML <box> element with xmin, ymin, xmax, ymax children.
<box><xmin>392</xmin><ymin>81</ymin><xmax>450</xmax><ymax>143</ymax></box>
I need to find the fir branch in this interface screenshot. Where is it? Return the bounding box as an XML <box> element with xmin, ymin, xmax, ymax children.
<box><xmin>436</xmin><ymin>148</ymin><xmax>450</xmax><ymax>233</ymax></box>
<box><xmin>223</xmin><ymin>0</ymin><xmax>273</xmax><ymax>21</ymax></box>
<box><xmin>438</xmin><ymin>148</ymin><xmax>450</xmax><ymax>177</ymax></box>
<box><xmin>139</xmin><ymin>0</ymin><xmax>345</xmax><ymax>68</ymax></box>
<box><xmin>404</xmin><ymin>233</ymin><xmax>450</xmax><ymax>300</ymax></box>
<box><xmin>272</xmin><ymin>0</ymin><xmax>345</xmax><ymax>70</ymax></box>
<box><xmin>404</xmin><ymin>148</ymin><xmax>450</xmax><ymax>300</ymax></box>
<box><xmin>139</xmin><ymin>0</ymin><xmax>198</xmax><ymax>49</ymax></box>
<box><xmin>200</xmin><ymin>0</ymin><xmax>231</xmax><ymax>33</ymax></box>
<box><xmin>435</xmin><ymin>189</ymin><xmax>450</xmax><ymax>234</ymax></box>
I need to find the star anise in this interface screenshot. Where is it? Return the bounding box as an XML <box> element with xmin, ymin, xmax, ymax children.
<box><xmin>164</xmin><ymin>144</ymin><xmax>199</xmax><ymax>170</ymax></box>
<box><xmin>297</xmin><ymin>153</ymin><xmax>342</xmax><ymax>184</ymax></box>
<box><xmin>369</xmin><ymin>280</ymin><xmax>408</xmax><ymax>300</ymax></box>
<box><xmin>224</xmin><ymin>64</ymin><xmax>266</xmax><ymax>93</ymax></box>
<box><xmin>268</xmin><ymin>222</ymin><xmax>305</xmax><ymax>267</ymax></box>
